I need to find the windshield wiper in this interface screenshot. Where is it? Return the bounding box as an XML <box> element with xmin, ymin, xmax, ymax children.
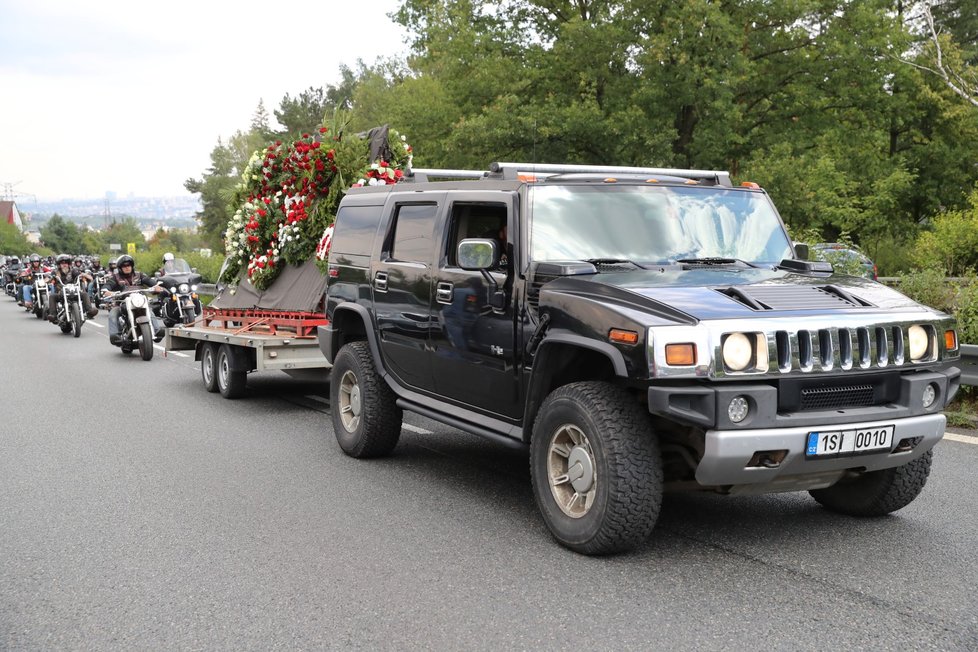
<box><xmin>583</xmin><ymin>258</ymin><xmax>647</xmax><ymax>269</ymax></box>
<box><xmin>675</xmin><ymin>257</ymin><xmax>762</xmax><ymax>269</ymax></box>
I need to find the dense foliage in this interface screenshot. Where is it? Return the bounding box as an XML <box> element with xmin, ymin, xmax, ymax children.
<box><xmin>187</xmin><ymin>0</ymin><xmax>978</xmax><ymax>281</ymax></box>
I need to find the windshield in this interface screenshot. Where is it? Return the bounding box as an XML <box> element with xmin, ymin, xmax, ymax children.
<box><xmin>529</xmin><ymin>185</ymin><xmax>792</xmax><ymax>265</ymax></box>
<box><xmin>163</xmin><ymin>258</ymin><xmax>192</xmax><ymax>274</ymax></box>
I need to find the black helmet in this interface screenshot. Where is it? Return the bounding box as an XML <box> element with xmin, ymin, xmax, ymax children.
<box><xmin>117</xmin><ymin>255</ymin><xmax>135</xmax><ymax>269</ymax></box>
<box><xmin>56</xmin><ymin>254</ymin><xmax>72</xmax><ymax>265</ymax></box>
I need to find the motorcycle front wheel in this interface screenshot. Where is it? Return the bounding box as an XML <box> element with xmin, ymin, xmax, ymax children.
<box><xmin>71</xmin><ymin>303</ymin><xmax>83</xmax><ymax>338</ymax></box>
<box><xmin>138</xmin><ymin>323</ymin><xmax>154</xmax><ymax>361</ymax></box>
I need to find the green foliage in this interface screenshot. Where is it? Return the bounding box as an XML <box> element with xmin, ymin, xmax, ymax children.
<box><xmin>911</xmin><ymin>187</ymin><xmax>978</xmax><ymax>275</ymax></box>
<box><xmin>954</xmin><ymin>280</ymin><xmax>978</xmax><ymax>345</ymax></box>
<box><xmin>39</xmin><ymin>215</ymin><xmax>84</xmax><ymax>253</ymax></box>
<box><xmin>896</xmin><ymin>267</ymin><xmax>956</xmax><ymax>312</ymax></box>
<box><xmin>130</xmin><ymin>249</ymin><xmax>224</xmax><ymax>284</ymax></box>
<box><xmin>0</xmin><ymin>222</ymin><xmax>33</xmax><ymax>255</ymax></box>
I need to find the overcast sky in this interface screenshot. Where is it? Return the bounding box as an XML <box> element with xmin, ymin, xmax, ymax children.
<box><xmin>0</xmin><ymin>0</ymin><xmax>409</xmax><ymax>202</ymax></box>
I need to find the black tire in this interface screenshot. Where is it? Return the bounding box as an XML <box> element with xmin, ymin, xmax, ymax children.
<box><xmin>138</xmin><ymin>323</ymin><xmax>154</xmax><ymax>361</ymax></box>
<box><xmin>809</xmin><ymin>450</ymin><xmax>933</xmax><ymax>516</ymax></box>
<box><xmin>330</xmin><ymin>341</ymin><xmax>402</xmax><ymax>458</ymax></box>
<box><xmin>217</xmin><ymin>344</ymin><xmax>247</xmax><ymax>399</ymax></box>
<box><xmin>201</xmin><ymin>343</ymin><xmax>219</xmax><ymax>393</ymax></box>
<box><xmin>60</xmin><ymin>322</ymin><xmax>72</xmax><ymax>334</ymax></box>
<box><xmin>530</xmin><ymin>382</ymin><xmax>663</xmax><ymax>555</ymax></box>
<box><xmin>34</xmin><ymin>304</ymin><xmax>44</xmax><ymax>319</ymax></box>
<box><xmin>71</xmin><ymin>303</ymin><xmax>82</xmax><ymax>338</ymax></box>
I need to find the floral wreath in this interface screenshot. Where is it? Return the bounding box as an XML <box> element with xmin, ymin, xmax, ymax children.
<box><xmin>222</xmin><ymin>124</ymin><xmax>412</xmax><ymax>290</ymax></box>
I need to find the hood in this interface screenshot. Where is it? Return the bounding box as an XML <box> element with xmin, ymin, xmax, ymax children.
<box><xmin>538</xmin><ymin>267</ymin><xmax>926</xmax><ymax>324</ymax></box>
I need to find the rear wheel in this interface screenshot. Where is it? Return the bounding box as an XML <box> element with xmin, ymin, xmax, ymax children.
<box><xmin>138</xmin><ymin>323</ymin><xmax>154</xmax><ymax>360</ymax></box>
<box><xmin>809</xmin><ymin>450</ymin><xmax>933</xmax><ymax>516</ymax></box>
<box><xmin>530</xmin><ymin>382</ymin><xmax>663</xmax><ymax>555</ymax></box>
<box><xmin>330</xmin><ymin>341</ymin><xmax>402</xmax><ymax>458</ymax></box>
<box><xmin>71</xmin><ymin>303</ymin><xmax>82</xmax><ymax>338</ymax></box>
<box><xmin>217</xmin><ymin>344</ymin><xmax>247</xmax><ymax>399</ymax></box>
<box><xmin>201</xmin><ymin>343</ymin><xmax>219</xmax><ymax>393</ymax></box>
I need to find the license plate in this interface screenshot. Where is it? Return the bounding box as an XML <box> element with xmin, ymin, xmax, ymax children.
<box><xmin>805</xmin><ymin>425</ymin><xmax>894</xmax><ymax>458</ymax></box>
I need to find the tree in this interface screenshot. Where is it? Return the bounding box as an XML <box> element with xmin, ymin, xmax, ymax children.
<box><xmin>101</xmin><ymin>218</ymin><xmax>146</xmax><ymax>251</ymax></box>
<box><xmin>40</xmin><ymin>215</ymin><xmax>84</xmax><ymax>252</ymax></box>
<box><xmin>0</xmin><ymin>222</ymin><xmax>32</xmax><ymax>255</ymax></box>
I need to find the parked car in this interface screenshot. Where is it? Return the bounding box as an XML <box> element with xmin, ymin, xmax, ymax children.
<box><xmin>812</xmin><ymin>243</ymin><xmax>878</xmax><ymax>280</ymax></box>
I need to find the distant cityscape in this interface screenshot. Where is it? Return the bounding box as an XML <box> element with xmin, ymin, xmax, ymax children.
<box><xmin>20</xmin><ymin>194</ymin><xmax>202</xmax><ymax>231</ymax></box>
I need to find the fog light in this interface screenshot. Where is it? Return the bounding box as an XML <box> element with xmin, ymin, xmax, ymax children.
<box><xmin>922</xmin><ymin>383</ymin><xmax>937</xmax><ymax>409</ymax></box>
<box><xmin>728</xmin><ymin>396</ymin><xmax>750</xmax><ymax>423</ymax></box>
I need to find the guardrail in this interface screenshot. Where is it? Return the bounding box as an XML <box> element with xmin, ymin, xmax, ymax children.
<box><xmin>198</xmin><ymin>283</ymin><xmax>217</xmax><ymax>295</ymax></box>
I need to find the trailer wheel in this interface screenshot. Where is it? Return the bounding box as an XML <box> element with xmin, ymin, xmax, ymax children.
<box><xmin>330</xmin><ymin>341</ymin><xmax>402</xmax><ymax>457</ymax></box>
<box><xmin>217</xmin><ymin>344</ymin><xmax>247</xmax><ymax>399</ymax></box>
<box><xmin>201</xmin><ymin>343</ymin><xmax>219</xmax><ymax>393</ymax></box>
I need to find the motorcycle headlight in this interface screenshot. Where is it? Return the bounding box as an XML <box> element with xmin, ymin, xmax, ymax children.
<box><xmin>179</xmin><ymin>283</ymin><xmax>190</xmax><ymax>294</ymax></box>
<box><xmin>130</xmin><ymin>293</ymin><xmax>147</xmax><ymax>308</ymax></box>
<box><xmin>169</xmin><ymin>287</ymin><xmax>177</xmax><ymax>295</ymax></box>
<box><xmin>190</xmin><ymin>284</ymin><xmax>198</xmax><ymax>292</ymax></box>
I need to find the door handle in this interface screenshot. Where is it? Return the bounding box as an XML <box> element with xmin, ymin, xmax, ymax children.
<box><xmin>374</xmin><ymin>271</ymin><xmax>388</xmax><ymax>292</ymax></box>
<box><xmin>435</xmin><ymin>281</ymin><xmax>453</xmax><ymax>304</ymax></box>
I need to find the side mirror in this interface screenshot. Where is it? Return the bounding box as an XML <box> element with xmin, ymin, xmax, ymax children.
<box><xmin>457</xmin><ymin>238</ymin><xmax>500</xmax><ymax>271</ymax></box>
<box><xmin>793</xmin><ymin>242</ymin><xmax>810</xmax><ymax>260</ymax></box>
<box><xmin>191</xmin><ymin>267</ymin><xmax>198</xmax><ymax>273</ymax></box>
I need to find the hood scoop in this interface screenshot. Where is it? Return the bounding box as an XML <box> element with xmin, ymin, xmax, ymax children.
<box><xmin>716</xmin><ymin>284</ymin><xmax>874</xmax><ymax>311</ymax></box>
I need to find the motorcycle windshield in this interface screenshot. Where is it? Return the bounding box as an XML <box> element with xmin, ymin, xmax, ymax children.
<box><xmin>162</xmin><ymin>259</ymin><xmax>192</xmax><ymax>274</ymax></box>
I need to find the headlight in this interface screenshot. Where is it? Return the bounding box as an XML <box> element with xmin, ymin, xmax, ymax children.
<box><xmin>723</xmin><ymin>333</ymin><xmax>754</xmax><ymax>371</ymax></box>
<box><xmin>908</xmin><ymin>325</ymin><xmax>929</xmax><ymax>361</ymax></box>
<box><xmin>178</xmin><ymin>283</ymin><xmax>190</xmax><ymax>294</ymax></box>
<box><xmin>190</xmin><ymin>284</ymin><xmax>198</xmax><ymax>292</ymax></box>
<box><xmin>130</xmin><ymin>293</ymin><xmax>147</xmax><ymax>308</ymax></box>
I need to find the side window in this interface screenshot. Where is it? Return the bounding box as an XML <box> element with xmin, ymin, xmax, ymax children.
<box><xmin>387</xmin><ymin>203</ymin><xmax>438</xmax><ymax>264</ymax></box>
<box><xmin>445</xmin><ymin>202</ymin><xmax>508</xmax><ymax>266</ymax></box>
<box><xmin>330</xmin><ymin>204</ymin><xmax>385</xmax><ymax>256</ymax></box>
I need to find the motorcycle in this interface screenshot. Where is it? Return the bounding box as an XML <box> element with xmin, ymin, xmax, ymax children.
<box><xmin>4</xmin><ymin>261</ymin><xmax>24</xmax><ymax>298</ymax></box>
<box><xmin>153</xmin><ymin>258</ymin><xmax>203</xmax><ymax>327</ymax></box>
<box><xmin>52</xmin><ymin>280</ymin><xmax>86</xmax><ymax>338</ymax></box>
<box><xmin>30</xmin><ymin>272</ymin><xmax>52</xmax><ymax>319</ymax></box>
<box><xmin>104</xmin><ymin>288</ymin><xmax>159</xmax><ymax>361</ymax></box>
<box><xmin>88</xmin><ymin>269</ymin><xmax>107</xmax><ymax>309</ymax></box>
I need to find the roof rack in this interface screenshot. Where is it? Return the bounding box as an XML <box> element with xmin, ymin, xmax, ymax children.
<box><xmin>407</xmin><ymin>168</ymin><xmax>487</xmax><ymax>182</ymax></box>
<box><xmin>404</xmin><ymin>162</ymin><xmax>733</xmax><ymax>187</ymax></box>
<box><xmin>489</xmin><ymin>162</ymin><xmax>732</xmax><ymax>186</ymax></box>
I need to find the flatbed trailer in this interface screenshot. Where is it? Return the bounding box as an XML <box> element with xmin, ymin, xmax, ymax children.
<box><xmin>165</xmin><ymin>307</ymin><xmax>331</xmax><ymax>398</ymax></box>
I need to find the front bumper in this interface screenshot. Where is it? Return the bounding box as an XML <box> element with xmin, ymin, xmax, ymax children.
<box><xmin>693</xmin><ymin>412</ymin><xmax>945</xmax><ymax>488</ymax></box>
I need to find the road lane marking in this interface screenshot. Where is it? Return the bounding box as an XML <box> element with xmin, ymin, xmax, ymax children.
<box><xmin>944</xmin><ymin>432</ymin><xmax>978</xmax><ymax>445</ymax></box>
<box><xmin>169</xmin><ymin>351</ymin><xmax>188</xmax><ymax>357</ymax></box>
<box><xmin>87</xmin><ymin>321</ymin><xmax>104</xmax><ymax>328</ymax></box>
<box><xmin>402</xmin><ymin>423</ymin><xmax>433</xmax><ymax>435</ymax></box>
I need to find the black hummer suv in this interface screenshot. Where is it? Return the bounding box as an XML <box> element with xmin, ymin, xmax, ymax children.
<box><xmin>319</xmin><ymin>162</ymin><xmax>962</xmax><ymax>555</ymax></box>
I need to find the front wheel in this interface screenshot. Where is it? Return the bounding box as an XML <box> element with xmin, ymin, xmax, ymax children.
<box><xmin>201</xmin><ymin>343</ymin><xmax>219</xmax><ymax>393</ymax></box>
<box><xmin>138</xmin><ymin>323</ymin><xmax>154</xmax><ymax>360</ymax></box>
<box><xmin>329</xmin><ymin>341</ymin><xmax>402</xmax><ymax>458</ymax></box>
<box><xmin>530</xmin><ymin>382</ymin><xmax>663</xmax><ymax>555</ymax></box>
<box><xmin>809</xmin><ymin>450</ymin><xmax>933</xmax><ymax>516</ymax></box>
<box><xmin>71</xmin><ymin>303</ymin><xmax>83</xmax><ymax>338</ymax></box>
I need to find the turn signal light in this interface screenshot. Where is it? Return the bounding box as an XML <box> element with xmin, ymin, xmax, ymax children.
<box><xmin>741</xmin><ymin>181</ymin><xmax>761</xmax><ymax>189</ymax></box>
<box><xmin>609</xmin><ymin>329</ymin><xmax>638</xmax><ymax>345</ymax></box>
<box><xmin>945</xmin><ymin>330</ymin><xmax>958</xmax><ymax>351</ymax></box>
<box><xmin>517</xmin><ymin>174</ymin><xmax>538</xmax><ymax>183</ymax></box>
<box><xmin>665</xmin><ymin>343</ymin><xmax>696</xmax><ymax>366</ymax></box>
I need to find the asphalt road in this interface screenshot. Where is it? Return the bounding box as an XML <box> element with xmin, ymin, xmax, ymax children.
<box><xmin>2</xmin><ymin>295</ymin><xmax>978</xmax><ymax>650</ymax></box>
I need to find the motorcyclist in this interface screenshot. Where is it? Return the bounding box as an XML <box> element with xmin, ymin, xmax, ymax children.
<box><xmin>103</xmin><ymin>254</ymin><xmax>165</xmax><ymax>344</ymax></box>
<box><xmin>87</xmin><ymin>258</ymin><xmax>105</xmax><ymax>304</ymax></box>
<box><xmin>47</xmin><ymin>254</ymin><xmax>99</xmax><ymax>322</ymax></box>
<box><xmin>156</xmin><ymin>252</ymin><xmax>175</xmax><ymax>277</ymax></box>
<box><xmin>19</xmin><ymin>254</ymin><xmax>50</xmax><ymax>309</ymax></box>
